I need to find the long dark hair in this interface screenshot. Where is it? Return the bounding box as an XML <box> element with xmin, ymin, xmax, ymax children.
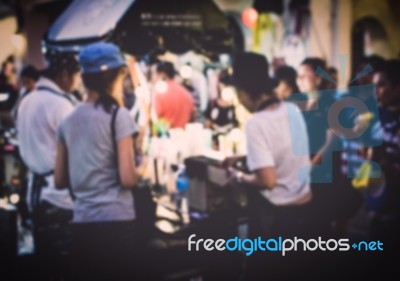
<box><xmin>81</xmin><ymin>67</ymin><xmax>123</xmax><ymax>113</ymax></box>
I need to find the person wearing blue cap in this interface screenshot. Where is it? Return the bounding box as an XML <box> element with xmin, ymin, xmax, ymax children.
<box><xmin>55</xmin><ymin>42</ymin><xmax>145</xmax><ymax>280</ymax></box>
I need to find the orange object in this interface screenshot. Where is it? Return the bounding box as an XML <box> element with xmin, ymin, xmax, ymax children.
<box><xmin>242</xmin><ymin>7</ymin><xmax>258</xmax><ymax>29</ymax></box>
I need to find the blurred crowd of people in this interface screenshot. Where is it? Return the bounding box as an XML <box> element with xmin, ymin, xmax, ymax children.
<box><xmin>1</xmin><ymin>42</ymin><xmax>399</xmax><ymax>280</ymax></box>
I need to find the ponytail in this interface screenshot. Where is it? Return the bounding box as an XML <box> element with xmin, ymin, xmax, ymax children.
<box><xmin>82</xmin><ymin>67</ymin><xmax>122</xmax><ymax>113</ymax></box>
<box><xmin>96</xmin><ymin>89</ymin><xmax>119</xmax><ymax>113</ymax></box>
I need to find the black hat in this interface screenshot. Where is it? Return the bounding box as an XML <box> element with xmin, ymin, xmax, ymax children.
<box><xmin>46</xmin><ymin>52</ymin><xmax>80</xmax><ymax>74</ymax></box>
<box><xmin>232</xmin><ymin>52</ymin><xmax>278</xmax><ymax>94</ymax></box>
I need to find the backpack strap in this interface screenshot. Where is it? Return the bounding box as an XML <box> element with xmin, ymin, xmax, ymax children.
<box><xmin>34</xmin><ymin>85</ymin><xmax>77</xmax><ymax>202</ymax></box>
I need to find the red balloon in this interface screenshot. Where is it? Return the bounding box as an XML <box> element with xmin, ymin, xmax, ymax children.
<box><xmin>242</xmin><ymin>7</ymin><xmax>258</xmax><ymax>29</ymax></box>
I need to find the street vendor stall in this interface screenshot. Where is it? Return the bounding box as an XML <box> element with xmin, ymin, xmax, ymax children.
<box><xmin>43</xmin><ymin>0</ymin><xmax>243</xmax><ymax>56</ymax></box>
<box><xmin>38</xmin><ymin>1</ymin><xmax>248</xmax><ymax>280</ymax></box>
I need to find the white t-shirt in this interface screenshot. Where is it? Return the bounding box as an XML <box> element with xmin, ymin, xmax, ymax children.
<box><xmin>17</xmin><ymin>77</ymin><xmax>75</xmax><ymax>210</ymax></box>
<box><xmin>245</xmin><ymin>101</ymin><xmax>311</xmax><ymax>205</ymax></box>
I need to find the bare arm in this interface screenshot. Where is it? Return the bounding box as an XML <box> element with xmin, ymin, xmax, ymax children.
<box><xmin>205</xmin><ymin>118</ymin><xmax>213</xmax><ymax>129</ymax></box>
<box><xmin>244</xmin><ymin>167</ymin><xmax>276</xmax><ymax>190</ymax></box>
<box><xmin>55</xmin><ymin>142</ymin><xmax>70</xmax><ymax>189</ymax></box>
<box><xmin>229</xmin><ymin>166</ymin><xmax>276</xmax><ymax>190</ymax></box>
<box><xmin>118</xmin><ymin>136</ymin><xmax>141</xmax><ymax>189</ymax></box>
<box><xmin>311</xmin><ymin>129</ymin><xmax>340</xmax><ymax>165</ymax></box>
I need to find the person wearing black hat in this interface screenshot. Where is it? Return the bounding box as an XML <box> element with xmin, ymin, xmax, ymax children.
<box><xmin>16</xmin><ymin>52</ymin><xmax>80</xmax><ymax>280</ymax></box>
<box><xmin>225</xmin><ymin>52</ymin><xmax>312</xmax><ymax>279</ymax></box>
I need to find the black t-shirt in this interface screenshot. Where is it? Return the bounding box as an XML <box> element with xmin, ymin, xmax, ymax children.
<box><xmin>205</xmin><ymin>100</ymin><xmax>238</xmax><ymax>129</ymax></box>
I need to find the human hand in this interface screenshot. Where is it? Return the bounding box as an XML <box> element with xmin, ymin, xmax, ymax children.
<box><xmin>222</xmin><ymin>166</ymin><xmax>243</xmax><ymax>188</ymax></box>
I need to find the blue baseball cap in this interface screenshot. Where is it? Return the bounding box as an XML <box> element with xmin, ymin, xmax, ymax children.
<box><xmin>79</xmin><ymin>42</ymin><xmax>126</xmax><ymax>74</ymax></box>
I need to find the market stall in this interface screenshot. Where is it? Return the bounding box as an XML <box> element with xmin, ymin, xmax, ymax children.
<box><xmin>43</xmin><ymin>0</ymin><xmax>243</xmax><ymax>56</ymax></box>
<box><xmin>39</xmin><ymin>1</ymin><xmax>249</xmax><ymax>279</ymax></box>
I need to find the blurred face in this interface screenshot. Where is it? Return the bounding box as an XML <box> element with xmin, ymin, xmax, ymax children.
<box><xmin>326</xmin><ymin>71</ymin><xmax>338</xmax><ymax>89</ymax></box>
<box><xmin>156</xmin><ymin>71</ymin><xmax>168</xmax><ymax>82</ymax></box>
<box><xmin>59</xmin><ymin>70</ymin><xmax>81</xmax><ymax>93</ymax></box>
<box><xmin>21</xmin><ymin>76</ymin><xmax>36</xmax><ymax>92</ymax></box>
<box><xmin>373</xmin><ymin>72</ymin><xmax>400</xmax><ymax>106</ymax></box>
<box><xmin>3</xmin><ymin>62</ymin><xmax>16</xmax><ymax>77</ymax></box>
<box><xmin>297</xmin><ymin>64</ymin><xmax>321</xmax><ymax>93</ymax></box>
<box><xmin>275</xmin><ymin>81</ymin><xmax>292</xmax><ymax>100</ymax></box>
<box><xmin>217</xmin><ymin>82</ymin><xmax>226</xmax><ymax>93</ymax></box>
<box><xmin>69</xmin><ymin>72</ymin><xmax>81</xmax><ymax>93</ymax></box>
<box><xmin>123</xmin><ymin>74</ymin><xmax>134</xmax><ymax>96</ymax></box>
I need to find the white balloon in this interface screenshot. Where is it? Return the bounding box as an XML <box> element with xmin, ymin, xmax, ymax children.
<box><xmin>179</xmin><ymin>65</ymin><xmax>193</xmax><ymax>80</ymax></box>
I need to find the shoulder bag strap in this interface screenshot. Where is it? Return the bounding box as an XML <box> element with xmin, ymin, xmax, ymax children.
<box><xmin>36</xmin><ymin>86</ymin><xmax>76</xmax><ymax>106</ymax></box>
<box><xmin>111</xmin><ymin>106</ymin><xmax>120</xmax><ymax>174</ymax></box>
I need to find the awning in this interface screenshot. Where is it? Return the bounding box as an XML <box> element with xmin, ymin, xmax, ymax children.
<box><xmin>44</xmin><ymin>0</ymin><xmax>243</xmax><ymax>56</ymax></box>
<box><xmin>45</xmin><ymin>0</ymin><xmax>135</xmax><ymax>52</ymax></box>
